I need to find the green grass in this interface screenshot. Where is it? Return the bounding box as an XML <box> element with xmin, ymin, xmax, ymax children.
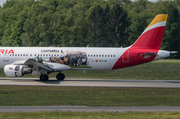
<box><xmin>0</xmin><ymin>112</ymin><xmax>180</xmax><ymax>119</ymax></box>
<box><xmin>1</xmin><ymin>86</ymin><xmax>180</xmax><ymax>106</ymax></box>
<box><xmin>0</xmin><ymin>59</ymin><xmax>179</xmax><ymax>80</ymax></box>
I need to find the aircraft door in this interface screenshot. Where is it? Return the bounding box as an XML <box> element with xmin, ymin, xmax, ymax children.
<box><xmin>122</xmin><ymin>50</ymin><xmax>129</xmax><ymax>62</ymax></box>
<box><xmin>3</xmin><ymin>54</ymin><xmax>9</xmax><ymax>62</ymax></box>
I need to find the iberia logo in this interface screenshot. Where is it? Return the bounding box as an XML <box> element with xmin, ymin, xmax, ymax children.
<box><xmin>0</xmin><ymin>49</ymin><xmax>14</xmax><ymax>54</ymax></box>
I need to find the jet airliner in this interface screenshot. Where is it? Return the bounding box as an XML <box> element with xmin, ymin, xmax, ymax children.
<box><xmin>1</xmin><ymin>14</ymin><xmax>176</xmax><ymax>81</ymax></box>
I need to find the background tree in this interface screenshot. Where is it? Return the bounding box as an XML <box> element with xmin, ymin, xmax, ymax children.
<box><xmin>87</xmin><ymin>3</ymin><xmax>128</xmax><ymax>47</ymax></box>
<box><xmin>0</xmin><ymin>0</ymin><xmax>180</xmax><ymax>58</ymax></box>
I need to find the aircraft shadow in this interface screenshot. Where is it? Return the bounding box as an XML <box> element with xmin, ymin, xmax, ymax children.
<box><xmin>10</xmin><ymin>79</ymin><xmax>62</xmax><ymax>84</ymax></box>
<box><xmin>34</xmin><ymin>80</ymin><xmax>62</xmax><ymax>84</ymax></box>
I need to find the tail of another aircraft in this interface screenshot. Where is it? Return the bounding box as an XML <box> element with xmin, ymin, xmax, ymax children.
<box><xmin>131</xmin><ymin>14</ymin><xmax>168</xmax><ymax>49</ymax></box>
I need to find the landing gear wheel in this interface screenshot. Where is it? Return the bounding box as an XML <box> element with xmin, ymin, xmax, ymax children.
<box><xmin>56</xmin><ymin>73</ymin><xmax>65</xmax><ymax>80</ymax></box>
<box><xmin>40</xmin><ymin>74</ymin><xmax>49</xmax><ymax>81</ymax></box>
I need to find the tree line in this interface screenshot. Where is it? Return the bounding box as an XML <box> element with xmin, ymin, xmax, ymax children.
<box><xmin>0</xmin><ymin>0</ymin><xmax>180</xmax><ymax>58</ymax></box>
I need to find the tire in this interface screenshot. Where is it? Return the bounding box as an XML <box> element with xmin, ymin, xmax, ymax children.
<box><xmin>56</xmin><ymin>73</ymin><xmax>65</xmax><ymax>80</ymax></box>
<box><xmin>40</xmin><ymin>74</ymin><xmax>49</xmax><ymax>81</ymax></box>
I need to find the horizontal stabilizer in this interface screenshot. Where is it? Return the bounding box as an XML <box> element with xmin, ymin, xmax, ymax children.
<box><xmin>141</xmin><ymin>52</ymin><xmax>158</xmax><ymax>58</ymax></box>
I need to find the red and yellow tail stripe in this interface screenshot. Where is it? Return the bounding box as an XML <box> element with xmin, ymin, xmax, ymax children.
<box><xmin>112</xmin><ymin>14</ymin><xmax>168</xmax><ymax>69</ymax></box>
<box><xmin>143</xmin><ymin>14</ymin><xmax>168</xmax><ymax>35</ymax></box>
<box><xmin>131</xmin><ymin>14</ymin><xmax>168</xmax><ymax>49</ymax></box>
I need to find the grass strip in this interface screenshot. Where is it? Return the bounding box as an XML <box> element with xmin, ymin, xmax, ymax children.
<box><xmin>0</xmin><ymin>112</ymin><xmax>180</xmax><ymax>119</ymax></box>
<box><xmin>0</xmin><ymin>59</ymin><xmax>180</xmax><ymax>80</ymax></box>
<box><xmin>0</xmin><ymin>86</ymin><xmax>180</xmax><ymax>106</ymax></box>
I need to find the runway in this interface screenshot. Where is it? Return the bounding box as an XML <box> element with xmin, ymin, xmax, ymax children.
<box><xmin>1</xmin><ymin>106</ymin><xmax>180</xmax><ymax>113</ymax></box>
<box><xmin>0</xmin><ymin>78</ymin><xmax>180</xmax><ymax>88</ymax></box>
<box><xmin>1</xmin><ymin>78</ymin><xmax>180</xmax><ymax>113</ymax></box>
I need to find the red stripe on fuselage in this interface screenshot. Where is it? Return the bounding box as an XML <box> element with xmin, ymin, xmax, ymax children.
<box><xmin>112</xmin><ymin>26</ymin><xmax>165</xmax><ymax>69</ymax></box>
<box><xmin>112</xmin><ymin>48</ymin><xmax>158</xmax><ymax>69</ymax></box>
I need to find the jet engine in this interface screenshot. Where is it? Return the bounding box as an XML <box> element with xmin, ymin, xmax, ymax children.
<box><xmin>4</xmin><ymin>65</ymin><xmax>32</xmax><ymax>77</ymax></box>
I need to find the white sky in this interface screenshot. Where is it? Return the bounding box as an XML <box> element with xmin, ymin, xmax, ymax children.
<box><xmin>0</xmin><ymin>0</ymin><xmax>6</xmax><ymax>7</ymax></box>
<box><xmin>0</xmin><ymin>0</ymin><xmax>159</xmax><ymax>7</ymax></box>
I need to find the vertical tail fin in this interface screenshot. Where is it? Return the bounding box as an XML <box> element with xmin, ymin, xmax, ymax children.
<box><xmin>131</xmin><ymin>14</ymin><xmax>168</xmax><ymax>49</ymax></box>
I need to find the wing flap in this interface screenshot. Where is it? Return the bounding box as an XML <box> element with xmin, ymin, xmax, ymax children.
<box><xmin>24</xmin><ymin>58</ymin><xmax>52</xmax><ymax>71</ymax></box>
<box><xmin>44</xmin><ymin>62</ymin><xmax>71</xmax><ymax>71</ymax></box>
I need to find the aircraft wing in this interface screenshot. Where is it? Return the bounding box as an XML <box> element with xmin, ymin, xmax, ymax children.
<box><xmin>12</xmin><ymin>57</ymin><xmax>71</xmax><ymax>72</ymax></box>
<box><xmin>24</xmin><ymin>58</ymin><xmax>53</xmax><ymax>71</ymax></box>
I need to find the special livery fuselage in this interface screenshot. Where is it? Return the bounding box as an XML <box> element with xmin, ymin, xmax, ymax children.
<box><xmin>0</xmin><ymin>14</ymin><xmax>176</xmax><ymax>81</ymax></box>
<box><xmin>0</xmin><ymin>47</ymin><xmax>170</xmax><ymax>71</ymax></box>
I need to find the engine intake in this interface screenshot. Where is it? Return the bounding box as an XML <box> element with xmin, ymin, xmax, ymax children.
<box><xmin>4</xmin><ymin>65</ymin><xmax>32</xmax><ymax>77</ymax></box>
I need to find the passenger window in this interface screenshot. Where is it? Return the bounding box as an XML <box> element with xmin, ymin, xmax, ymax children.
<box><xmin>94</xmin><ymin>55</ymin><xmax>95</xmax><ymax>57</ymax></box>
<box><xmin>34</xmin><ymin>54</ymin><xmax>36</xmax><ymax>56</ymax></box>
<box><xmin>99</xmin><ymin>55</ymin><xmax>101</xmax><ymax>57</ymax></box>
<box><xmin>10</xmin><ymin>54</ymin><xmax>11</xmax><ymax>56</ymax></box>
<box><xmin>108</xmin><ymin>55</ymin><xmax>109</xmax><ymax>57</ymax></box>
<box><xmin>30</xmin><ymin>54</ymin><xmax>32</xmax><ymax>56</ymax></box>
<box><xmin>105</xmin><ymin>55</ymin><xmax>107</xmax><ymax>57</ymax></box>
<box><xmin>15</xmin><ymin>54</ymin><xmax>17</xmax><ymax>56</ymax></box>
<box><xmin>46</xmin><ymin>54</ymin><xmax>48</xmax><ymax>56</ymax></box>
<box><xmin>111</xmin><ymin>55</ymin><xmax>112</xmax><ymax>57</ymax></box>
<box><xmin>12</xmin><ymin>54</ymin><xmax>14</xmax><ymax>56</ymax></box>
<box><xmin>26</xmin><ymin>54</ymin><xmax>28</xmax><ymax>56</ymax></box>
<box><xmin>114</xmin><ymin>55</ymin><xmax>115</xmax><ymax>57</ymax></box>
<box><xmin>88</xmin><ymin>55</ymin><xmax>90</xmax><ymax>57</ymax></box>
<box><xmin>91</xmin><ymin>55</ymin><xmax>92</xmax><ymax>57</ymax></box>
<box><xmin>102</xmin><ymin>55</ymin><xmax>104</xmax><ymax>57</ymax></box>
<box><xmin>54</xmin><ymin>54</ymin><xmax>56</xmax><ymax>56</ymax></box>
<box><xmin>96</xmin><ymin>55</ymin><xmax>98</xmax><ymax>57</ymax></box>
<box><xmin>43</xmin><ymin>54</ymin><xmax>45</xmax><ymax>56</ymax></box>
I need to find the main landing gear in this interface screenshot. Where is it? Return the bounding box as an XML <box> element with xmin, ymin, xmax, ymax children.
<box><xmin>56</xmin><ymin>73</ymin><xmax>65</xmax><ymax>80</ymax></box>
<box><xmin>40</xmin><ymin>73</ymin><xmax>65</xmax><ymax>81</ymax></box>
<box><xmin>40</xmin><ymin>74</ymin><xmax>49</xmax><ymax>81</ymax></box>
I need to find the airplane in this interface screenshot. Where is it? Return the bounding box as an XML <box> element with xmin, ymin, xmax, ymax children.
<box><xmin>0</xmin><ymin>14</ymin><xmax>176</xmax><ymax>81</ymax></box>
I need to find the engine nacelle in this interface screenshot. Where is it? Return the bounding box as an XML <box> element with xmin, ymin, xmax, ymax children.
<box><xmin>4</xmin><ymin>65</ymin><xmax>32</xmax><ymax>77</ymax></box>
